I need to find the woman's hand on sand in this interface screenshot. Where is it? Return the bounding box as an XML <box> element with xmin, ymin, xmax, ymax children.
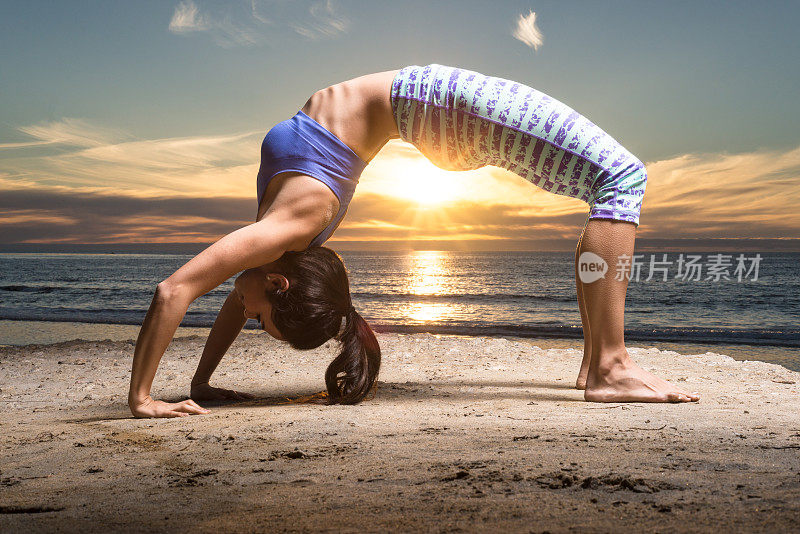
<box><xmin>190</xmin><ymin>382</ymin><xmax>255</xmax><ymax>402</ymax></box>
<box><xmin>129</xmin><ymin>396</ymin><xmax>210</xmax><ymax>418</ymax></box>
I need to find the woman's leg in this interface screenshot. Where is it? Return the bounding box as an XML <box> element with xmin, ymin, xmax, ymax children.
<box><xmin>575</xmin><ymin>219</ymin><xmax>592</xmax><ymax>390</ymax></box>
<box><xmin>579</xmin><ymin>218</ymin><xmax>699</xmax><ymax>402</ymax></box>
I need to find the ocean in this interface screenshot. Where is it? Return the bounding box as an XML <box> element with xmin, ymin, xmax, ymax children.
<box><xmin>1</xmin><ymin>251</ymin><xmax>798</xmax><ymax>370</ymax></box>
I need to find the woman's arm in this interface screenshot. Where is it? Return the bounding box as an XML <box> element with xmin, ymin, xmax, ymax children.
<box><xmin>127</xmin><ymin>210</ymin><xmax>315</xmax><ymax>418</ymax></box>
<box><xmin>189</xmin><ymin>289</ymin><xmax>254</xmax><ymax>401</ymax></box>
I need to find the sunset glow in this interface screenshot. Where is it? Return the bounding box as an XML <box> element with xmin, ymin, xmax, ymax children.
<box><xmin>380</xmin><ymin>159</ymin><xmax>463</xmax><ymax>206</ymax></box>
<box><xmin>1</xmin><ymin>2</ymin><xmax>798</xmax><ymax>250</ymax></box>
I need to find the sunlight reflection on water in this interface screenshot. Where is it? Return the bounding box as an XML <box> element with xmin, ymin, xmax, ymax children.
<box><xmin>404</xmin><ymin>251</ymin><xmax>455</xmax><ymax>323</ymax></box>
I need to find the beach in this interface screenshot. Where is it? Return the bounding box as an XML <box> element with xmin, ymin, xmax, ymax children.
<box><xmin>1</xmin><ymin>332</ymin><xmax>799</xmax><ymax>532</ymax></box>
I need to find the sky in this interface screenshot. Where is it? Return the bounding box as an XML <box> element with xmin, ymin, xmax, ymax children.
<box><xmin>1</xmin><ymin>0</ymin><xmax>798</xmax><ymax>250</ymax></box>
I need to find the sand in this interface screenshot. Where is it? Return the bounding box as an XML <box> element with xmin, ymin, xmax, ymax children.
<box><xmin>1</xmin><ymin>332</ymin><xmax>799</xmax><ymax>533</ymax></box>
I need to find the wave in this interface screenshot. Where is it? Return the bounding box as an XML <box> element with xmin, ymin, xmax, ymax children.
<box><xmin>370</xmin><ymin>323</ymin><xmax>800</xmax><ymax>347</ymax></box>
<box><xmin>2</xmin><ymin>312</ymin><xmax>798</xmax><ymax>348</ymax></box>
<box><xmin>352</xmin><ymin>291</ymin><xmax>576</xmax><ymax>303</ymax></box>
<box><xmin>0</xmin><ymin>285</ymin><xmax>55</xmax><ymax>293</ymax></box>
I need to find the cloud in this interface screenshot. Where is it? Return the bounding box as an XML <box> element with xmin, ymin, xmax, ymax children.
<box><xmin>337</xmin><ymin>193</ymin><xmax>587</xmax><ymax>241</ymax></box>
<box><xmin>0</xmin><ymin>118</ymin><xmax>127</xmax><ymax>150</ymax></box>
<box><xmin>2</xmin><ymin>114</ymin><xmax>799</xmax><ymax>245</ymax></box>
<box><xmin>0</xmin><ymin>188</ymin><xmax>253</xmax><ymax>244</ymax></box>
<box><xmin>249</xmin><ymin>0</ymin><xmax>273</xmax><ymax>24</ymax></box>
<box><xmin>168</xmin><ymin>0</ymin><xmax>260</xmax><ymax>47</ymax></box>
<box><xmin>513</xmin><ymin>10</ymin><xmax>543</xmax><ymax>50</ymax></box>
<box><xmin>349</xmin><ymin>141</ymin><xmax>800</xmax><ymax>242</ymax></box>
<box><xmin>0</xmin><ymin>118</ymin><xmax>262</xmax><ymax>197</ymax></box>
<box><xmin>290</xmin><ymin>0</ymin><xmax>349</xmax><ymax>40</ymax></box>
<box><xmin>639</xmin><ymin>146</ymin><xmax>800</xmax><ymax>237</ymax></box>
<box><xmin>167</xmin><ymin>0</ymin><xmax>349</xmax><ymax>47</ymax></box>
<box><xmin>0</xmin><ymin>186</ymin><xmax>585</xmax><ymax>245</ymax></box>
<box><xmin>168</xmin><ymin>0</ymin><xmax>210</xmax><ymax>33</ymax></box>
<box><xmin>360</xmin><ymin>140</ymin><xmax>578</xmax><ymax>209</ymax></box>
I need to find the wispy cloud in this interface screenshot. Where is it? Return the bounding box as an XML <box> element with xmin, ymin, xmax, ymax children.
<box><xmin>249</xmin><ymin>0</ymin><xmax>273</xmax><ymax>24</ymax></box>
<box><xmin>513</xmin><ymin>10</ymin><xmax>543</xmax><ymax>50</ymax></box>
<box><xmin>168</xmin><ymin>0</ymin><xmax>260</xmax><ymax>47</ymax></box>
<box><xmin>168</xmin><ymin>0</ymin><xmax>210</xmax><ymax>33</ymax></box>
<box><xmin>167</xmin><ymin>0</ymin><xmax>350</xmax><ymax>47</ymax></box>
<box><xmin>640</xmin><ymin>146</ymin><xmax>800</xmax><ymax>237</ymax></box>
<box><xmin>290</xmin><ymin>0</ymin><xmax>349</xmax><ymax>40</ymax></box>
<box><xmin>0</xmin><ymin>118</ymin><xmax>261</xmax><ymax>197</ymax></box>
<box><xmin>0</xmin><ymin>118</ymin><xmax>127</xmax><ymax>149</ymax></box>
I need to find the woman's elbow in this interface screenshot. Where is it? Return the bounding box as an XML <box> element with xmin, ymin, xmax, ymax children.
<box><xmin>155</xmin><ymin>279</ymin><xmax>192</xmax><ymax>307</ymax></box>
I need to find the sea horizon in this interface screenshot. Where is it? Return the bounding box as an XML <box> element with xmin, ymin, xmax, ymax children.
<box><xmin>2</xmin><ymin>250</ymin><xmax>798</xmax><ymax>371</ymax></box>
<box><xmin>2</xmin><ymin>237</ymin><xmax>800</xmax><ymax>254</ymax></box>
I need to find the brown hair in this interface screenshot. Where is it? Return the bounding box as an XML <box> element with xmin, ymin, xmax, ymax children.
<box><xmin>266</xmin><ymin>247</ymin><xmax>380</xmax><ymax>404</ymax></box>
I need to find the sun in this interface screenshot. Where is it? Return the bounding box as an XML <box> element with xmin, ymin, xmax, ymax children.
<box><xmin>385</xmin><ymin>160</ymin><xmax>461</xmax><ymax>206</ymax></box>
<box><xmin>403</xmin><ymin>171</ymin><xmax>455</xmax><ymax>205</ymax></box>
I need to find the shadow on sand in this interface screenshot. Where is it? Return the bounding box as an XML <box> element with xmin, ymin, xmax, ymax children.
<box><xmin>171</xmin><ymin>379</ymin><xmax>582</xmax><ymax>408</ymax></box>
<box><xmin>64</xmin><ymin>379</ymin><xmax>583</xmax><ymax>423</ymax></box>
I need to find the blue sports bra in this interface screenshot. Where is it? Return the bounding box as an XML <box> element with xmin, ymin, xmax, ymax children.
<box><xmin>256</xmin><ymin>110</ymin><xmax>368</xmax><ymax>247</ymax></box>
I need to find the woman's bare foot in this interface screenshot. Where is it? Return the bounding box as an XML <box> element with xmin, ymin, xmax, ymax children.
<box><xmin>576</xmin><ymin>359</ymin><xmax>589</xmax><ymax>390</ymax></box>
<box><xmin>584</xmin><ymin>358</ymin><xmax>700</xmax><ymax>403</ymax></box>
<box><xmin>575</xmin><ymin>342</ymin><xmax>592</xmax><ymax>389</ymax></box>
<box><xmin>576</xmin><ymin>374</ymin><xmax>587</xmax><ymax>390</ymax></box>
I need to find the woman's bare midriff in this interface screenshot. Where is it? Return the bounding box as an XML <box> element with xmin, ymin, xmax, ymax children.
<box><xmin>301</xmin><ymin>69</ymin><xmax>400</xmax><ymax>162</ymax></box>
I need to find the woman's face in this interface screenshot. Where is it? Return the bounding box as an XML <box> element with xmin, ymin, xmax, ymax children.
<box><xmin>233</xmin><ymin>267</ymin><xmax>288</xmax><ymax>340</ymax></box>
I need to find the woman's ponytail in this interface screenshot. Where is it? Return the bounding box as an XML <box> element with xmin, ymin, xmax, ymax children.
<box><xmin>325</xmin><ymin>307</ymin><xmax>381</xmax><ymax>404</ymax></box>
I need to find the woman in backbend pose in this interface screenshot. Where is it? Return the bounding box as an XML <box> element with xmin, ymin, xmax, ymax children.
<box><xmin>128</xmin><ymin>64</ymin><xmax>699</xmax><ymax>418</ymax></box>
